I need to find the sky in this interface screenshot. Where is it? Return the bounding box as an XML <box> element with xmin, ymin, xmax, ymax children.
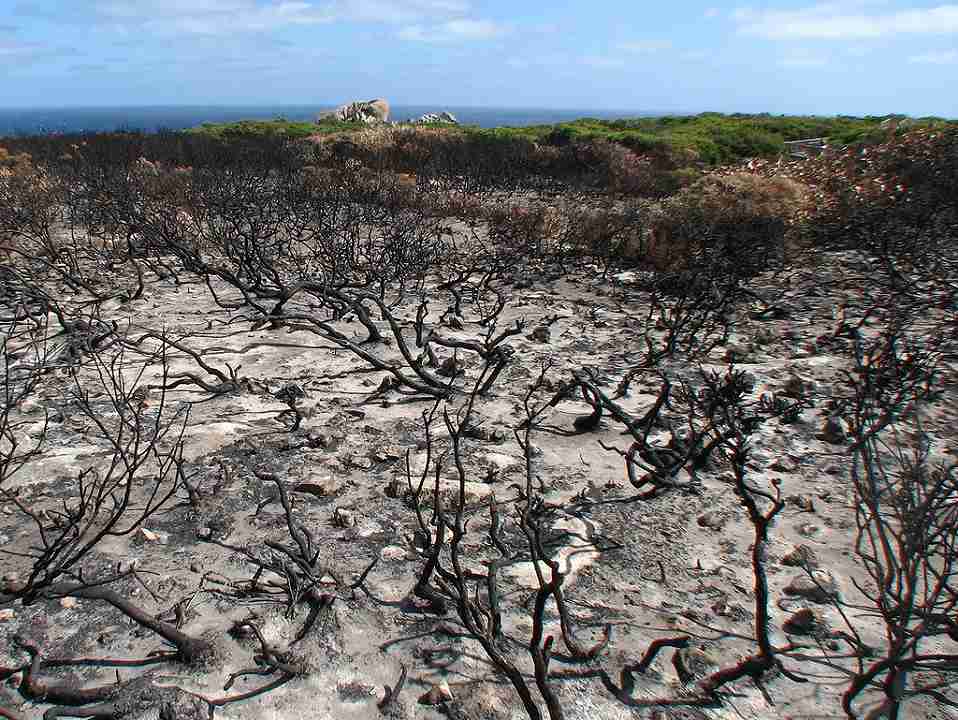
<box><xmin>0</xmin><ymin>1</ymin><xmax>956</xmax><ymax>116</ymax></box>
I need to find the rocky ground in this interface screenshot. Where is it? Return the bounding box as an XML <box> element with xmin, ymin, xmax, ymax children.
<box><xmin>0</xmin><ymin>239</ymin><xmax>955</xmax><ymax>720</ymax></box>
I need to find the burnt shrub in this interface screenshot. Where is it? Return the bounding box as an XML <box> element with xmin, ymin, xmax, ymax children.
<box><xmin>0</xmin><ymin>147</ymin><xmax>61</xmax><ymax>260</ymax></box>
<box><xmin>802</xmin><ymin>127</ymin><xmax>958</xmax><ymax>276</ymax></box>
<box><xmin>645</xmin><ymin>172</ymin><xmax>811</xmax><ymax>277</ymax></box>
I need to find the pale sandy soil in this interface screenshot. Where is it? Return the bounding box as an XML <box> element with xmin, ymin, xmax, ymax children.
<box><xmin>0</xmin><ymin>245</ymin><xmax>955</xmax><ymax>720</ymax></box>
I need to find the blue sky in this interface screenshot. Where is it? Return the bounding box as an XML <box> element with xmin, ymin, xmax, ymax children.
<box><xmin>1</xmin><ymin>1</ymin><xmax>956</xmax><ymax>116</ymax></box>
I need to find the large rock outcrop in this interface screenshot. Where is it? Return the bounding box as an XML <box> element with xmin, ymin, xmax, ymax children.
<box><xmin>318</xmin><ymin>98</ymin><xmax>390</xmax><ymax>124</ymax></box>
<box><xmin>411</xmin><ymin>111</ymin><xmax>459</xmax><ymax>125</ymax></box>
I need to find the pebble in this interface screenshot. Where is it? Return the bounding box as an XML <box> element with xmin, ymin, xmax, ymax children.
<box><xmin>380</xmin><ymin>545</ymin><xmax>408</xmax><ymax>561</ymax></box>
<box><xmin>419</xmin><ymin>680</ymin><xmax>453</xmax><ymax>705</ymax></box>
<box><xmin>724</xmin><ymin>342</ymin><xmax>750</xmax><ymax>362</ymax></box>
<box><xmin>673</xmin><ymin>646</ymin><xmax>719</xmax><ymax>683</ymax></box>
<box><xmin>783</xmin><ymin>607</ymin><xmax>828</xmax><ymax>636</ymax></box>
<box><xmin>139</xmin><ymin>527</ymin><xmax>168</xmax><ymax>544</ymax></box>
<box><xmin>786</xmin><ymin>494</ymin><xmax>815</xmax><ymax>512</ymax></box>
<box><xmin>528</xmin><ymin>326</ymin><xmax>551</xmax><ymax>343</ymax></box>
<box><xmin>333</xmin><ymin>508</ymin><xmax>357</xmax><ymax>528</ymax></box>
<box><xmin>697</xmin><ymin>511</ymin><xmax>725</xmax><ymax>531</ymax></box>
<box><xmin>770</xmin><ymin>456</ymin><xmax>798</xmax><ymax>473</ymax></box>
<box><xmin>784</xmin><ymin>570</ymin><xmax>840</xmax><ymax>604</ymax></box>
<box><xmin>818</xmin><ymin>416</ymin><xmax>847</xmax><ymax>445</ymax></box>
<box><xmin>293</xmin><ymin>477</ymin><xmax>343</xmax><ymax>498</ymax></box>
<box><xmin>372</xmin><ymin>446</ymin><xmax>402</xmax><ymax>462</ymax></box>
<box><xmin>781</xmin><ymin>375</ymin><xmax>809</xmax><ymax>399</ymax></box>
<box><xmin>781</xmin><ymin>545</ymin><xmax>820</xmax><ymax>569</ymax></box>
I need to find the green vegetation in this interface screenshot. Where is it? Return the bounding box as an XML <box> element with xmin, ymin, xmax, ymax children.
<box><xmin>189</xmin><ymin>117</ymin><xmax>354</xmax><ymax>139</ymax></box>
<box><xmin>187</xmin><ymin>112</ymin><xmax>958</xmax><ymax>166</ymax></box>
<box><xmin>480</xmin><ymin>113</ymin><xmax>957</xmax><ymax>164</ymax></box>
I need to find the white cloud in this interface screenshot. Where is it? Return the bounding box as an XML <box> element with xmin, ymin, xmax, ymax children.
<box><xmin>398</xmin><ymin>19</ymin><xmax>509</xmax><ymax>43</ymax></box>
<box><xmin>909</xmin><ymin>48</ymin><xmax>958</xmax><ymax>63</ymax></box>
<box><xmin>734</xmin><ymin>3</ymin><xmax>958</xmax><ymax>39</ymax></box>
<box><xmin>89</xmin><ymin>0</ymin><xmax>476</xmax><ymax>35</ymax></box>
<box><xmin>321</xmin><ymin>0</ymin><xmax>470</xmax><ymax>25</ymax></box>
<box><xmin>704</xmin><ymin>7</ymin><xmax>720</xmax><ymax>18</ymax></box>
<box><xmin>93</xmin><ymin>0</ymin><xmax>332</xmax><ymax>34</ymax></box>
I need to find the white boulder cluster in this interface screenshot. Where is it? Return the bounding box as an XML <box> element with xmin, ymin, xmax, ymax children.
<box><xmin>317</xmin><ymin>98</ymin><xmax>459</xmax><ymax>126</ymax></box>
<box><xmin>410</xmin><ymin>111</ymin><xmax>458</xmax><ymax>125</ymax></box>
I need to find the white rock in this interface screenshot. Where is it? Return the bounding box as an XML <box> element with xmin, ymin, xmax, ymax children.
<box><xmin>380</xmin><ymin>545</ymin><xmax>408</xmax><ymax>561</ymax></box>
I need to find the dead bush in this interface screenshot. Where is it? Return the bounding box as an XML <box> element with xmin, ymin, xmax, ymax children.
<box><xmin>484</xmin><ymin>202</ymin><xmax>563</xmax><ymax>260</ymax></box>
<box><xmin>644</xmin><ymin>171</ymin><xmax>811</xmax><ymax>275</ymax></box>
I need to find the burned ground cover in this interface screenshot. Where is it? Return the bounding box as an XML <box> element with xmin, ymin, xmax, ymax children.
<box><xmin>0</xmin><ymin>126</ymin><xmax>955</xmax><ymax>720</ymax></box>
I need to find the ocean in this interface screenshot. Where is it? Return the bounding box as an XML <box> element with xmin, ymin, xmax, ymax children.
<box><xmin>0</xmin><ymin>105</ymin><xmax>664</xmax><ymax>137</ymax></box>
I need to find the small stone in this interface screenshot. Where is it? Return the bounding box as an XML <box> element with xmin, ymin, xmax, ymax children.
<box><xmin>306</xmin><ymin>432</ymin><xmax>332</xmax><ymax>449</ymax></box>
<box><xmin>0</xmin><ymin>608</ymin><xmax>14</xmax><ymax>621</ymax></box>
<box><xmin>380</xmin><ymin>545</ymin><xmax>407</xmax><ymax>561</ymax></box>
<box><xmin>481</xmin><ymin>452</ymin><xmax>519</xmax><ymax>471</ymax></box>
<box><xmin>673</xmin><ymin>646</ymin><xmax>719</xmax><ymax>683</ymax></box>
<box><xmin>769</xmin><ymin>456</ymin><xmax>798</xmax><ymax>473</ymax></box>
<box><xmin>697</xmin><ymin>511</ymin><xmax>725</xmax><ymax>530</ymax></box>
<box><xmin>781</xmin><ymin>375</ymin><xmax>809</xmax><ymax>399</ymax></box>
<box><xmin>797</xmin><ymin>523</ymin><xmax>822</xmax><ymax>538</ymax></box>
<box><xmin>372</xmin><ymin>446</ymin><xmax>402</xmax><ymax>462</ymax></box>
<box><xmin>781</xmin><ymin>545</ymin><xmax>819</xmax><ymax>569</ymax></box>
<box><xmin>783</xmin><ymin>608</ymin><xmax>828</xmax><ymax>636</ymax></box>
<box><xmin>293</xmin><ymin>477</ymin><xmax>343</xmax><ymax>498</ymax></box>
<box><xmin>60</xmin><ymin>597</ymin><xmax>79</xmax><ymax>609</ymax></box>
<box><xmin>412</xmin><ymin>529</ymin><xmax>430</xmax><ymax>551</ymax></box>
<box><xmin>724</xmin><ymin>342</ymin><xmax>749</xmax><ymax>362</ymax></box>
<box><xmin>384</xmin><ymin>477</ymin><xmax>404</xmax><ymax>499</ymax></box>
<box><xmin>437</xmin><ymin>356</ymin><xmax>464</xmax><ymax>377</ymax></box>
<box><xmin>19</xmin><ymin>397</ymin><xmax>42</xmax><ymax>413</ymax></box>
<box><xmin>139</xmin><ymin>528</ymin><xmax>159</xmax><ymax>542</ymax></box>
<box><xmin>784</xmin><ymin>570</ymin><xmax>840</xmax><ymax>604</ymax></box>
<box><xmin>529</xmin><ymin>326</ymin><xmax>551</xmax><ymax>343</ymax></box>
<box><xmin>818</xmin><ymin>416</ymin><xmax>847</xmax><ymax>445</ymax></box>
<box><xmin>419</xmin><ymin>680</ymin><xmax>453</xmax><ymax>705</ymax></box>
<box><xmin>777</xmin><ymin>597</ymin><xmax>801</xmax><ymax>612</ymax></box>
<box><xmin>333</xmin><ymin>508</ymin><xmax>357</xmax><ymax>528</ymax></box>
<box><xmin>347</xmin><ymin>454</ymin><xmax>373</xmax><ymax>470</ymax></box>
<box><xmin>786</xmin><ymin>494</ymin><xmax>815</xmax><ymax>512</ymax></box>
